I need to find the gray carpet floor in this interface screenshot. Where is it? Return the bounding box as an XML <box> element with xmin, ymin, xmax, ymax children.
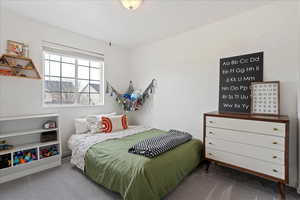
<box><xmin>0</xmin><ymin>158</ymin><xmax>299</xmax><ymax>200</ymax></box>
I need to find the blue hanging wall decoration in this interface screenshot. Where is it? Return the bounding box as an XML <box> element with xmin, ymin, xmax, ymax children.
<box><xmin>106</xmin><ymin>79</ymin><xmax>157</xmax><ymax>112</ymax></box>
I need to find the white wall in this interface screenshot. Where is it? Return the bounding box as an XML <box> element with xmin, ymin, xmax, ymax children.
<box><xmin>130</xmin><ymin>2</ymin><xmax>299</xmax><ymax>188</ymax></box>
<box><xmin>0</xmin><ymin>9</ymin><xmax>131</xmax><ymax>155</ymax></box>
<box><xmin>0</xmin><ymin>0</ymin><xmax>299</xmax><ymax>190</ymax></box>
<box><xmin>297</xmin><ymin>1</ymin><xmax>300</xmax><ymax>193</ymax></box>
<box><xmin>0</xmin><ymin>0</ymin><xmax>2</xmax><ymax>52</ymax></box>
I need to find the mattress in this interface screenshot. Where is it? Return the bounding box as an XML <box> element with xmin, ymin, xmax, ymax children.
<box><xmin>70</xmin><ymin>128</ymin><xmax>202</xmax><ymax>200</ymax></box>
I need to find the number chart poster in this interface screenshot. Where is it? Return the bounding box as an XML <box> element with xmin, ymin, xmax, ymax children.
<box><xmin>219</xmin><ymin>52</ymin><xmax>263</xmax><ymax>113</ymax></box>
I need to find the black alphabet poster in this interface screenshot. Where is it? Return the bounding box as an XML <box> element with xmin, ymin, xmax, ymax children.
<box><xmin>219</xmin><ymin>52</ymin><xmax>263</xmax><ymax>113</ymax></box>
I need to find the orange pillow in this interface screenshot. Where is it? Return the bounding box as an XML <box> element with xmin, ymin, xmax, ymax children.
<box><xmin>102</xmin><ymin>115</ymin><xmax>128</xmax><ymax>133</ymax></box>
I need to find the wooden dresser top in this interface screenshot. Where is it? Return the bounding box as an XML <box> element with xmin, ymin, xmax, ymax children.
<box><xmin>204</xmin><ymin>111</ymin><xmax>289</xmax><ymax>123</ymax></box>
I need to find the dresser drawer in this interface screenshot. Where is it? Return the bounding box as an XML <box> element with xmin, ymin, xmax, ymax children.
<box><xmin>205</xmin><ymin>137</ymin><xmax>284</xmax><ymax>164</ymax></box>
<box><xmin>206</xmin><ymin>127</ymin><xmax>285</xmax><ymax>151</ymax></box>
<box><xmin>206</xmin><ymin>148</ymin><xmax>285</xmax><ymax>180</ymax></box>
<box><xmin>206</xmin><ymin>116</ymin><xmax>285</xmax><ymax>137</ymax></box>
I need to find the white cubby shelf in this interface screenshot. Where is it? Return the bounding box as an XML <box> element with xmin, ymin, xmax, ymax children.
<box><xmin>0</xmin><ymin>140</ymin><xmax>59</xmax><ymax>156</ymax></box>
<box><xmin>0</xmin><ymin>113</ymin><xmax>61</xmax><ymax>184</ymax></box>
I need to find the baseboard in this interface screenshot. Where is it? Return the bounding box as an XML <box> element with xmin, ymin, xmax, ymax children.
<box><xmin>62</xmin><ymin>150</ymin><xmax>72</xmax><ymax>158</ymax></box>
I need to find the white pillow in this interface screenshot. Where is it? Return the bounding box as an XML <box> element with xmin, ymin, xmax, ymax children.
<box><xmin>74</xmin><ymin>118</ymin><xmax>89</xmax><ymax>134</ymax></box>
<box><xmin>78</xmin><ymin>112</ymin><xmax>116</xmax><ymax>134</ymax></box>
<box><xmin>86</xmin><ymin>112</ymin><xmax>116</xmax><ymax>123</ymax></box>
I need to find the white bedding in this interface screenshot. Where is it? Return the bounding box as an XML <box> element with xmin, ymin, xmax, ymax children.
<box><xmin>68</xmin><ymin>126</ymin><xmax>152</xmax><ymax>171</ymax></box>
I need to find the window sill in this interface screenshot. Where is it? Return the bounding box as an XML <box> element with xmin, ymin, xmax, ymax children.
<box><xmin>43</xmin><ymin>103</ymin><xmax>104</xmax><ymax>109</ymax></box>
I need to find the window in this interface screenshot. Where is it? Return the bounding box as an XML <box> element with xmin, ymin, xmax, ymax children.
<box><xmin>43</xmin><ymin>49</ymin><xmax>104</xmax><ymax>106</ymax></box>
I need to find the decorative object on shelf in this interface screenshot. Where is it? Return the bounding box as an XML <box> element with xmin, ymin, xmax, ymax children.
<box><xmin>0</xmin><ymin>144</ymin><xmax>13</xmax><ymax>152</ymax></box>
<box><xmin>40</xmin><ymin>131</ymin><xmax>58</xmax><ymax>143</ymax></box>
<box><xmin>251</xmin><ymin>81</ymin><xmax>280</xmax><ymax>116</ymax></box>
<box><xmin>0</xmin><ymin>69</ymin><xmax>12</xmax><ymax>76</ymax></box>
<box><xmin>0</xmin><ymin>54</ymin><xmax>41</xmax><ymax>79</ymax></box>
<box><xmin>106</xmin><ymin>79</ymin><xmax>157</xmax><ymax>112</ymax></box>
<box><xmin>219</xmin><ymin>52</ymin><xmax>263</xmax><ymax>114</ymax></box>
<box><xmin>43</xmin><ymin>121</ymin><xmax>57</xmax><ymax>129</ymax></box>
<box><xmin>120</xmin><ymin>0</ymin><xmax>143</xmax><ymax>10</ymax></box>
<box><xmin>23</xmin><ymin>45</ymin><xmax>29</xmax><ymax>58</ymax></box>
<box><xmin>0</xmin><ymin>140</ymin><xmax>13</xmax><ymax>152</ymax></box>
<box><xmin>6</xmin><ymin>40</ymin><xmax>28</xmax><ymax>57</ymax></box>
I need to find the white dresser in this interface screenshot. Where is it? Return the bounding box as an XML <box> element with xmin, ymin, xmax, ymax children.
<box><xmin>204</xmin><ymin>112</ymin><xmax>289</xmax><ymax>199</ymax></box>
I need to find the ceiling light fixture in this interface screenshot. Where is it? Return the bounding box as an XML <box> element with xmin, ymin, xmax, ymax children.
<box><xmin>120</xmin><ymin>0</ymin><xmax>143</xmax><ymax>10</ymax></box>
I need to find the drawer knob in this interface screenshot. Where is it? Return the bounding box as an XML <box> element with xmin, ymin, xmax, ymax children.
<box><xmin>273</xmin><ymin>128</ymin><xmax>279</xmax><ymax>131</ymax></box>
<box><xmin>273</xmin><ymin>156</ymin><xmax>277</xmax><ymax>159</ymax></box>
<box><xmin>208</xmin><ymin>142</ymin><xmax>213</xmax><ymax>145</ymax></box>
<box><xmin>272</xmin><ymin>169</ymin><xmax>278</xmax><ymax>173</ymax></box>
<box><xmin>209</xmin><ymin>131</ymin><xmax>214</xmax><ymax>135</ymax></box>
<box><xmin>208</xmin><ymin>121</ymin><xmax>214</xmax><ymax>124</ymax></box>
<box><xmin>273</xmin><ymin>141</ymin><xmax>278</xmax><ymax>145</ymax></box>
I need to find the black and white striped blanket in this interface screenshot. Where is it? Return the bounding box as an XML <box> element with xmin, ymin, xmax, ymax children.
<box><xmin>128</xmin><ymin>129</ymin><xmax>192</xmax><ymax>158</ymax></box>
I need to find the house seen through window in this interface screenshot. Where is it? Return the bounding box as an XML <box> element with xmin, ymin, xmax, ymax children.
<box><xmin>43</xmin><ymin>49</ymin><xmax>104</xmax><ymax>106</ymax></box>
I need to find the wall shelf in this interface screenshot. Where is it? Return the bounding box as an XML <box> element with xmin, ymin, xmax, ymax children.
<box><xmin>0</xmin><ymin>54</ymin><xmax>41</xmax><ymax>79</ymax></box>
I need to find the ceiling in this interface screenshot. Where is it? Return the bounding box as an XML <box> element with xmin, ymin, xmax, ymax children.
<box><xmin>2</xmin><ymin>0</ymin><xmax>274</xmax><ymax>48</ymax></box>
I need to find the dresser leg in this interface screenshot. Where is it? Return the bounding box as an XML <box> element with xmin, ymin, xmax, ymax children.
<box><xmin>278</xmin><ymin>182</ymin><xmax>286</xmax><ymax>200</ymax></box>
<box><xmin>205</xmin><ymin>161</ymin><xmax>210</xmax><ymax>173</ymax></box>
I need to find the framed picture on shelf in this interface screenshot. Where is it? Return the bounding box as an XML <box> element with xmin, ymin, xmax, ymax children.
<box><xmin>251</xmin><ymin>81</ymin><xmax>280</xmax><ymax>116</ymax></box>
<box><xmin>6</xmin><ymin>40</ymin><xmax>28</xmax><ymax>57</ymax></box>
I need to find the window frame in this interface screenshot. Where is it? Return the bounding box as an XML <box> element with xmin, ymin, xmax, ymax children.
<box><xmin>42</xmin><ymin>48</ymin><xmax>105</xmax><ymax>108</ymax></box>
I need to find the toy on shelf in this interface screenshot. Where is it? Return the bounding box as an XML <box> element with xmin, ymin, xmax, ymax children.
<box><xmin>13</xmin><ymin>148</ymin><xmax>37</xmax><ymax>166</ymax></box>
<box><xmin>0</xmin><ymin>153</ymin><xmax>12</xmax><ymax>169</ymax></box>
<box><xmin>39</xmin><ymin>145</ymin><xmax>59</xmax><ymax>159</ymax></box>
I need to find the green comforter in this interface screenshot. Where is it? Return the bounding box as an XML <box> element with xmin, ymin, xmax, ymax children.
<box><xmin>85</xmin><ymin>129</ymin><xmax>202</xmax><ymax>200</ymax></box>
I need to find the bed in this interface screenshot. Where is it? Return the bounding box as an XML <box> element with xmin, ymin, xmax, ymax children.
<box><xmin>68</xmin><ymin>126</ymin><xmax>202</xmax><ymax>200</ymax></box>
